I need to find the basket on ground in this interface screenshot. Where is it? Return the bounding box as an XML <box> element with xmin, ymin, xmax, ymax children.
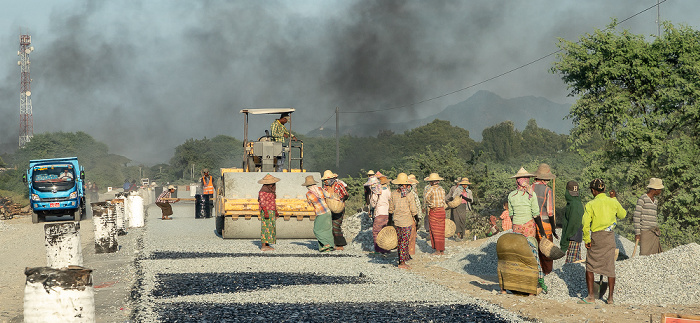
<box><xmin>444</xmin><ymin>219</ymin><xmax>456</xmax><ymax>238</ymax></box>
<box><xmin>377</xmin><ymin>226</ymin><xmax>398</xmax><ymax>250</ymax></box>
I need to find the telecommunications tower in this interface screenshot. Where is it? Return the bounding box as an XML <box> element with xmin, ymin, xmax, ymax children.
<box><xmin>18</xmin><ymin>33</ymin><xmax>34</xmax><ymax>148</ymax></box>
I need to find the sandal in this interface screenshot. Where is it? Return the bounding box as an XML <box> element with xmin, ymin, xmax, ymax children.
<box><xmin>538</xmin><ymin>278</ymin><xmax>548</xmax><ymax>294</ymax></box>
<box><xmin>577</xmin><ymin>298</ymin><xmax>595</xmax><ymax>304</ymax></box>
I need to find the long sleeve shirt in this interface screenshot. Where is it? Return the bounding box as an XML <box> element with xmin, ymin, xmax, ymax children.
<box><xmin>306</xmin><ymin>186</ymin><xmax>331</xmax><ymax>215</ymax></box>
<box><xmin>581</xmin><ymin>193</ymin><xmax>627</xmax><ymax>243</ymax></box>
<box><xmin>388</xmin><ymin>190</ymin><xmax>418</xmax><ymax>227</ymax></box>
<box><xmin>507</xmin><ymin>190</ymin><xmax>540</xmax><ymax>225</ymax></box>
<box><xmin>633</xmin><ymin>193</ymin><xmax>658</xmax><ymax>235</ymax></box>
<box><xmin>423</xmin><ymin>185</ymin><xmax>446</xmax><ymax>209</ymax></box>
<box><xmin>375</xmin><ymin>186</ymin><xmax>391</xmax><ymax>215</ymax></box>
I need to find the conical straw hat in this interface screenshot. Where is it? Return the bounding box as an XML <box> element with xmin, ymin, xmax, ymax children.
<box><xmin>511</xmin><ymin>167</ymin><xmax>534</xmax><ymax>178</ymax></box>
<box><xmin>424</xmin><ymin>173</ymin><xmax>444</xmax><ymax>182</ymax></box>
<box><xmin>321</xmin><ymin>170</ymin><xmax>337</xmax><ymax>180</ymax></box>
<box><xmin>258</xmin><ymin>174</ymin><xmax>280</xmax><ymax>184</ymax></box>
<box><xmin>367</xmin><ymin>170</ymin><xmax>375</xmax><ymax>175</ymax></box>
<box><xmin>407</xmin><ymin>174</ymin><xmax>419</xmax><ymax>184</ymax></box>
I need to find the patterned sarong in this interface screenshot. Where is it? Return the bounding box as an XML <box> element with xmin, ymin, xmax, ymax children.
<box><xmin>428</xmin><ymin>207</ymin><xmax>446</xmax><ymax>251</ymax></box>
<box><xmin>565</xmin><ymin>241</ymin><xmax>582</xmax><ymax>263</ymax></box>
<box><xmin>586</xmin><ymin>230</ymin><xmax>616</xmax><ymax>277</ymax></box>
<box><xmin>260</xmin><ymin>210</ymin><xmax>276</xmax><ymax>244</ymax></box>
<box><xmin>331</xmin><ymin>211</ymin><xmax>347</xmax><ymax>247</ymax></box>
<box><xmin>373</xmin><ymin>214</ymin><xmax>390</xmax><ymax>253</ymax></box>
<box><xmin>313</xmin><ymin>211</ymin><xmax>335</xmax><ymax>251</ymax></box>
<box><xmin>396</xmin><ymin>226</ymin><xmax>412</xmax><ymax>263</ymax></box>
<box><xmin>513</xmin><ymin>219</ymin><xmax>538</xmax><ymax>247</ymax></box>
<box><xmin>536</xmin><ymin>222</ymin><xmax>554</xmax><ymax>275</ymax></box>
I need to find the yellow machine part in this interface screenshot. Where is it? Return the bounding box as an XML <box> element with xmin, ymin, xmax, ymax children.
<box><xmin>219</xmin><ymin>171</ymin><xmax>322</xmax><ymax>239</ymax></box>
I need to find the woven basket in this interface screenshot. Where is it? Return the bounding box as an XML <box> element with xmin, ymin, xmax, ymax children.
<box><xmin>446</xmin><ymin>197</ymin><xmax>461</xmax><ymax>209</ymax></box>
<box><xmin>445</xmin><ymin>219</ymin><xmax>456</xmax><ymax>238</ymax></box>
<box><xmin>538</xmin><ymin>238</ymin><xmax>565</xmax><ymax>260</ymax></box>
<box><xmin>326</xmin><ymin>197</ymin><xmax>345</xmax><ymax>214</ymax></box>
<box><xmin>377</xmin><ymin>226</ymin><xmax>398</xmax><ymax>250</ymax></box>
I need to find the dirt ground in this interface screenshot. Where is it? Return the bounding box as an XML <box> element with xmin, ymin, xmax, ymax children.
<box><xmin>1</xmin><ymin>213</ymin><xmax>699</xmax><ymax>323</ymax></box>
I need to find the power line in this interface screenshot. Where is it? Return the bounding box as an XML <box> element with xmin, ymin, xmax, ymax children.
<box><xmin>338</xmin><ymin>0</ymin><xmax>667</xmax><ymax>115</ymax></box>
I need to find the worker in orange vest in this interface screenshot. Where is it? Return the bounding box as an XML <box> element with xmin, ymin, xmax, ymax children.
<box><xmin>201</xmin><ymin>169</ymin><xmax>216</xmax><ymax>213</ymax></box>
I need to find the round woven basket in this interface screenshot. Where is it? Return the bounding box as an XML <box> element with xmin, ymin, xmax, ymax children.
<box><xmin>326</xmin><ymin>198</ymin><xmax>345</xmax><ymax>214</ymax></box>
<box><xmin>538</xmin><ymin>238</ymin><xmax>565</xmax><ymax>260</ymax></box>
<box><xmin>377</xmin><ymin>226</ymin><xmax>398</xmax><ymax>250</ymax></box>
<box><xmin>444</xmin><ymin>219</ymin><xmax>456</xmax><ymax>238</ymax></box>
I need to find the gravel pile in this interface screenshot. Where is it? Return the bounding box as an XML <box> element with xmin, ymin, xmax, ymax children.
<box><xmin>131</xmin><ymin>205</ymin><xmax>526</xmax><ymax>322</ymax></box>
<box><xmin>436</xmin><ymin>228</ymin><xmax>700</xmax><ymax>305</ymax></box>
<box><xmin>543</xmin><ymin>243</ymin><xmax>700</xmax><ymax>305</ymax></box>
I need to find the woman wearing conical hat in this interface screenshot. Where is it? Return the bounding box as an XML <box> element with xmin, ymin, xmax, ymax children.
<box><xmin>388</xmin><ymin>173</ymin><xmax>418</xmax><ymax>269</ymax></box>
<box><xmin>407</xmin><ymin>174</ymin><xmax>423</xmax><ymax>255</ymax></box>
<box><xmin>258</xmin><ymin>174</ymin><xmax>280</xmax><ymax>251</ymax></box>
<box><xmin>507</xmin><ymin>167</ymin><xmax>548</xmax><ymax>292</ymax></box>
<box><xmin>372</xmin><ymin>173</ymin><xmax>392</xmax><ymax>254</ymax></box>
<box><xmin>447</xmin><ymin>177</ymin><xmax>474</xmax><ymax>241</ymax></box>
<box><xmin>423</xmin><ymin>173</ymin><xmax>447</xmax><ymax>255</ymax></box>
<box><xmin>302</xmin><ymin>175</ymin><xmax>335</xmax><ymax>252</ymax></box>
<box><xmin>321</xmin><ymin>170</ymin><xmax>349</xmax><ymax>250</ymax></box>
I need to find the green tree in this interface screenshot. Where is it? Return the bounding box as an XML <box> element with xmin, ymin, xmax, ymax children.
<box><xmin>552</xmin><ymin>22</ymin><xmax>700</xmax><ymax>233</ymax></box>
<box><xmin>480</xmin><ymin>121</ymin><xmax>522</xmax><ymax>161</ymax></box>
<box><xmin>170</xmin><ymin>135</ymin><xmax>243</xmax><ymax>180</ymax></box>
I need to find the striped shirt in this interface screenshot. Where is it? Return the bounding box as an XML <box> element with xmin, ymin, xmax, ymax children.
<box><xmin>270</xmin><ymin>119</ymin><xmax>291</xmax><ymax>142</ymax></box>
<box><xmin>156</xmin><ymin>190</ymin><xmax>171</xmax><ymax>203</ymax></box>
<box><xmin>633</xmin><ymin>193</ymin><xmax>658</xmax><ymax>235</ymax></box>
<box><xmin>306</xmin><ymin>186</ymin><xmax>330</xmax><ymax>215</ymax></box>
<box><xmin>423</xmin><ymin>185</ymin><xmax>446</xmax><ymax>209</ymax></box>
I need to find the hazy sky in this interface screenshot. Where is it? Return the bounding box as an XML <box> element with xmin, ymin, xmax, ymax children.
<box><xmin>1</xmin><ymin>0</ymin><xmax>698</xmax><ymax>164</ymax></box>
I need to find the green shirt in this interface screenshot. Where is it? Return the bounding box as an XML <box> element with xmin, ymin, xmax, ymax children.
<box><xmin>270</xmin><ymin>119</ymin><xmax>291</xmax><ymax>142</ymax></box>
<box><xmin>507</xmin><ymin>190</ymin><xmax>540</xmax><ymax>225</ymax></box>
<box><xmin>581</xmin><ymin>193</ymin><xmax>627</xmax><ymax>243</ymax></box>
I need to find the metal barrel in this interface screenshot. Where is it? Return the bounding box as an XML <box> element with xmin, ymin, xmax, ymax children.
<box><xmin>44</xmin><ymin>222</ymin><xmax>82</xmax><ymax>268</ymax></box>
<box><xmin>24</xmin><ymin>266</ymin><xmax>94</xmax><ymax>322</ymax></box>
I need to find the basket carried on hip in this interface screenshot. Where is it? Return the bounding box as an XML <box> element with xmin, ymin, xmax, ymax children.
<box><xmin>326</xmin><ymin>193</ymin><xmax>345</xmax><ymax>213</ymax></box>
<box><xmin>445</xmin><ymin>218</ymin><xmax>456</xmax><ymax>238</ymax></box>
<box><xmin>538</xmin><ymin>238</ymin><xmax>565</xmax><ymax>260</ymax></box>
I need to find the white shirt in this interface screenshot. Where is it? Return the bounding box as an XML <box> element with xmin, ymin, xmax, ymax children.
<box><xmin>375</xmin><ymin>186</ymin><xmax>392</xmax><ymax>216</ymax></box>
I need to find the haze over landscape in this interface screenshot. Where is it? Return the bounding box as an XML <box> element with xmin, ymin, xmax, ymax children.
<box><xmin>1</xmin><ymin>0</ymin><xmax>698</xmax><ymax>164</ymax></box>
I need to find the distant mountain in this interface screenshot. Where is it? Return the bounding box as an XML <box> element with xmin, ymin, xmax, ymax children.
<box><xmin>306</xmin><ymin>90</ymin><xmax>573</xmax><ymax>140</ymax></box>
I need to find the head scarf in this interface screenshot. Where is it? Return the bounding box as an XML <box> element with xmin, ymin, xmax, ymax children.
<box><xmin>260</xmin><ymin>183</ymin><xmax>276</xmax><ymax>194</ymax></box>
<box><xmin>366</xmin><ymin>177</ymin><xmax>382</xmax><ymax>195</ymax></box>
<box><xmin>516</xmin><ymin>177</ymin><xmax>532</xmax><ymax>198</ymax></box>
<box><xmin>398</xmin><ymin>184</ymin><xmax>410</xmax><ymax>197</ymax></box>
<box><xmin>323</xmin><ymin>178</ymin><xmax>336</xmax><ymax>187</ymax></box>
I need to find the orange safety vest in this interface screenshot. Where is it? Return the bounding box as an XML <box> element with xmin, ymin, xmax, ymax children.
<box><xmin>202</xmin><ymin>175</ymin><xmax>214</xmax><ymax>195</ymax></box>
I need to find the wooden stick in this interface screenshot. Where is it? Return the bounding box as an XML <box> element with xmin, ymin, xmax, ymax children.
<box><xmin>162</xmin><ymin>198</ymin><xmax>196</xmax><ymax>201</ymax></box>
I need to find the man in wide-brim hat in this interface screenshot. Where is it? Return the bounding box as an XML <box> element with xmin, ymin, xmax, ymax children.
<box><xmin>531</xmin><ymin>163</ymin><xmax>558</xmax><ymax>275</ymax></box>
<box><xmin>321</xmin><ymin>170</ymin><xmax>349</xmax><ymax>250</ymax></box>
<box><xmin>388</xmin><ymin>173</ymin><xmax>418</xmax><ymax>269</ymax></box>
<box><xmin>302</xmin><ymin>175</ymin><xmax>335</xmax><ymax>252</ymax></box>
<box><xmin>507</xmin><ymin>167</ymin><xmax>548</xmax><ymax>292</ymax></box>
<box><xmin>423</xmin><ymin>172</ymin><xmax>447</xmax><ymax>255</ymax></box>
<box><xmin>633</xmin><ymin>178</ymin><xmax>664</xmax><ymax>256</ymax></box>
<box><xmin>448</xmin><ymin>177</ymin><xmax>475</xmax><ymax>241</ymax></box>
<box><xmin>258</xmin><ymin>174</ymin><xmax>280</xmax><ymax>251</ymax></box>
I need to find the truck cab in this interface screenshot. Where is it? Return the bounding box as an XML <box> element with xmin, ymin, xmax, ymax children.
<box><xmin>24</xmin><ymin>157</ymin><xmax>86</xmax><ymax>223</ymax></box>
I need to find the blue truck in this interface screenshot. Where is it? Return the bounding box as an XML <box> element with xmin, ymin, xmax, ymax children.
<box><xmin>23</xmin><ymin>157</ymin><xmax>86</xmax><ymax>223</ymax></box>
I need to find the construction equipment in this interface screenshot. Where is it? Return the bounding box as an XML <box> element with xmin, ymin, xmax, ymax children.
<box><xmin>215</xmin><ymin>108</ymin><xmax>320</xmax><ymax>239</ymax></box>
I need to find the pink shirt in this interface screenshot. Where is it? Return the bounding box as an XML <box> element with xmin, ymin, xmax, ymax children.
<box><xmin>500</xmin><ymin>210</ymin><xmax>512</xmax><ymax>231</ymax></box>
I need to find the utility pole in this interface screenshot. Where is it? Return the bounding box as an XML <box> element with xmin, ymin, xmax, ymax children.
<box><xmin>335</xmin><ymin>107</ymin><xmax>339</xmax><ymax>168</ymax></box>
<box><xmin>657</xmin><ymin>0</ymin><xmax>661</xmax><ymax>37</ymax></box>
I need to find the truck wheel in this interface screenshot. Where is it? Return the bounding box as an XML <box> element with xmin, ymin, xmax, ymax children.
<box><xmin>32</xmin><ymin>213</ymin><xmax>39</xmax><ymax>224</ymax></box>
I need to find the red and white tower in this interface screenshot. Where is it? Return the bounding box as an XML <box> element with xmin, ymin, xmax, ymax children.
<box><xmin>18</xmin><ymin>33</ymin><xmax>34</xmax><ymax>148</ymax></box>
